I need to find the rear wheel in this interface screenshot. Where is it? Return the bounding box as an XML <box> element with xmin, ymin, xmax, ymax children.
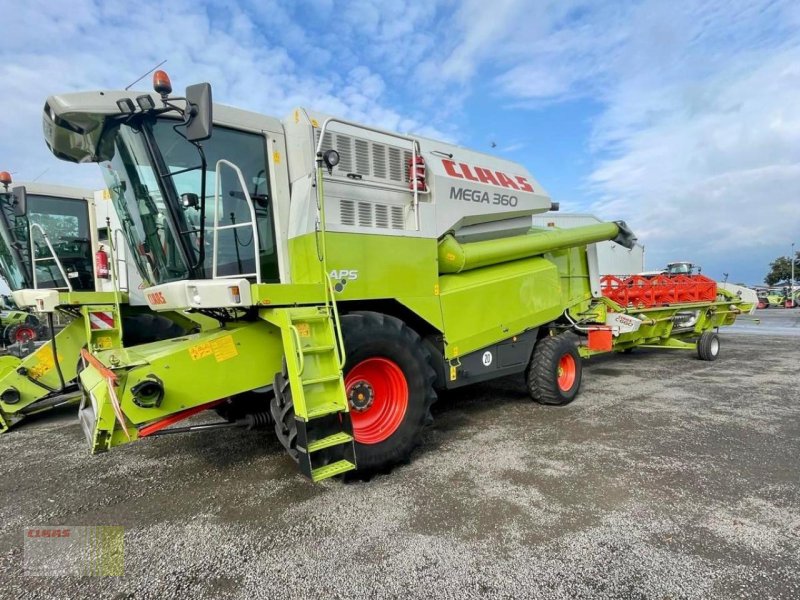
<box><xmin>696</xmin><ymin>331</ymin><xmax>720</xmax><ymax>361</ymax></box>
<box><xmin>526</xmin><ymin>333</ymin><xmax>583</xmax><ymax>405</ymax></box>
<box><xmin>269</xmin><ymin>311</ymin><xmax>437</xmax><ymax>477</ymax></box>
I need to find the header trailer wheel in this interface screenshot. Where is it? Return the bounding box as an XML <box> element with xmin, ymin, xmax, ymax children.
<box><xmin>526</xmin><ymin>333</ymin><xmax>583</xmax><ymax>406</ymax></box>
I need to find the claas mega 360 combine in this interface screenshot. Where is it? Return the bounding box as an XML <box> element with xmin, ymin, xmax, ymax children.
<box><xmin>0</xmin><ymin>174</ymin><xmax>200</xmax><ymax>433</ymax></box>
<box><xmin>42</xmin><ymin>71</ymin><xmax>752</xmax><ymax>481</ymax></box>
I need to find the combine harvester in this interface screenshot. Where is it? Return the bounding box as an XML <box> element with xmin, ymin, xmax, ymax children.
<box><xmin>42</xmin><ymin>72</ymin><xmax>752</xmax><ymax>481</ymax></box>
<box><xmin>0</xmin><ymin>173</ymin><xmax>197</xmax><ymax>433</ymax></box>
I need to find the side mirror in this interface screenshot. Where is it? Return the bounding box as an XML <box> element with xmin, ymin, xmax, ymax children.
<box><xmin>181</xmin><ymin>193</ymin><xmax>199</xmax><ymax>209</ymax></box>
<box><xmin>185</xmin><ymin>83</ymin><xmax>212</xmax><ymax>142</ymax></box>
<box><xmin>10</xmin><ymin>186</ymin><xmax>26</xmax><ymax>217</ymax></box>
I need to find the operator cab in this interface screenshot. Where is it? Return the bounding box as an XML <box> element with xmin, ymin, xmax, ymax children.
<box><xmin>0</xmin><ymin>177</ymin><xmax>95</xmax><ymax>293</ymax></box>
<box><xmin>43</xmin><ymin>71</ymin><xmax>282</xmax><ymax>296</ymax></box>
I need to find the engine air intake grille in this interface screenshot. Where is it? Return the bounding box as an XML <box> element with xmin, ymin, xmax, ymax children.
<box><xmin>339</xmin><ymin>199</ymin><xmax>404</xmax><ymax>229</ymax></box>
<box><xmin>316</xmin><ymin>130</ymin><xmax>412</xmax><ymax>185</ymax></box>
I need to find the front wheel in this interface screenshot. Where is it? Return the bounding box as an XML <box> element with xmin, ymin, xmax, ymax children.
<box><xmin>696</xmin><ymin>331</ymin><xmax>720</xmax><ymax>361</ymax></box>
<box><xmin>526</xmin><ymin>333</ymin><xmax>583</xmax><ymax>405</ymax></box>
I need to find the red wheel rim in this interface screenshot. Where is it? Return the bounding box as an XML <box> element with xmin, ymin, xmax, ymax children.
<box><xmin>557</xmin><ymin>354</ymin><xmax>576</xmax><ymax>391</ymax></box>
<box><xmin>15</xmin><ymin>327</ymin><xmax>35</xmax><ymax>343</ymax></box>
<box><xmin>345</xmin><ymin>358</ymin><xmax>408</xmax><ymax>444</ymax></box>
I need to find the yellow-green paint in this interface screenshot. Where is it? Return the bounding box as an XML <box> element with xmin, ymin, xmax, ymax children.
<box><xmin>438</xmin><ymin>256</ymin><xmax>563</xmax><ymax>358</ymax></box>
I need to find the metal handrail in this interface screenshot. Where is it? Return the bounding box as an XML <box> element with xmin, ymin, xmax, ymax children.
<box><xmin>112</xmin><ymin>227</ymin><xmax>129</xmax><ymax>291</ymax></box>
<box><xmin>211</xmin><ymin>159</ymin><xmax>262</xmax><ymax>283</ymax></box>
<box><xmin>29</xmin><ymin>222</ymin><xmax>73</xmax><ymax>292</ymax></box>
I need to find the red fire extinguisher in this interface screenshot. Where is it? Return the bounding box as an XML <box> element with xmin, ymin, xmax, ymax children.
<box><xmin>96</xmin><ymin>246</ymin><xmax>110</xmax><ymax>279</ymax></box>
<box><xmin>408</xmin><ymin>155</ymin><xmax>428</xmax><ymax>192</ymax></box>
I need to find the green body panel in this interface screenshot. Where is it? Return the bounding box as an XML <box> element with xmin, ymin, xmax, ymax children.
<box><xmin>251</xmin><ymin>282</ymin><xmax>327</xmax><ymax>306</ymax></box>
<box><xmin>437</xmin><ymin>223</ymin><xmax>620</xmax><ymax>273</ymax></box>
<box><xmin>547</xmin><ymin>247</ymin><xmax>595</xmax><ymax>315</ymax></box>
<box><xmin>577</xmin><ymin>297</ymin><xmax>749</xmax><ymax>357</ymax></box>
<box><xmin>81</xmin><ymin>321</ymin><xmax>284</xmax><ymax>452</ymax></box>
<box><xmin>0</xmin><ymin>356</ymin><xmax>19</xmax><ymax>379</ymax></box>
<box><xmin>0</xmin><ymin>310</ymin><xmax>30</xmax><ymax>326</ymax></box>
<box><xmin>90</xmin><ymin>323</ymin><xmax>282</xmax><ymax>426</ymax></box>
<box><xmin>0</xmin><ymin>318</ymin><xmax>87</xmax><ymax>431</ymax></box>
<box><xmin>58</xmin><ymin>291</ymin><xmax>129</xmax><ymax>306</ymax></box>
<box><xmin>438</xmin><ymin>257</ymin><xmax>563</xmax><ymax>358</ymax></box>
<box><xmin>289</xmin><ymin>232</ymin><xmax>444</xmax><ymax>330</ymax></box>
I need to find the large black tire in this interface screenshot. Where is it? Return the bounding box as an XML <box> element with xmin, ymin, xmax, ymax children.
<box><xmin>696</xmin><ymin>331</ymin><xmax>720</xmax><ymax>361</ymax></box>
<box><xmin>269</xmin><ymin>311</ymin><xmax>437</xmax><ymax>478</ymax></box>
<box><xmin>342</xmin><ymin>312</ymin><xmax>437</xmax><ymax>477</ymax></box>
<box><xmin>271</xmin><ymin>361</ymin><xmax>298</xmax><ymax>461</ymax></box>
<box><xmin>526</xmin><ymin>333</ymin><xmax>583</xmax><ymax>406</ymax></box>
<box><xmin>121</xmin><ymin>314</ymin><xmax>186</xmax><ymax>346</ymax></box>
<box><xmin>4</xmin><ymin>322</ymin><xmax>38</xmax><ymax>345</ymax></box>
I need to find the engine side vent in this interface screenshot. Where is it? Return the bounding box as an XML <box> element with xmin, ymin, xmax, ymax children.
<box><xmin>374</xmin><ymin>204</ymin><xmax>389</xmax><ymax>228</ymax></box>
<box><xmin>335</xmin><ymin>134</ymin><xmax>353</xmax><ymax>172</ymax></box>
<box><xmin>354</xmin><ymin>139</ymin><xmax>370</xmax><ymax>176</ymax></box>
<box><xmin>315</xmin><ymin>127</ymin><xmax>412</xmax><ymax>186</ymax></box>
<box><xmin>372</xmin><ymin>144</ymin><xmax>387</xmax><ymax>179</ymax></box>
<box><xmin>391</xmin><ymin>206</ymin><xmax>405</xmax><ymax>229</ymax></box>
<box><xmin>388</xmin><ymin>147</ymin><xmax>403</xmax><ymax>182</ymax></box>
<box><xmin>340</xmin><ymin>199</ymin><xmax>355</xmax><ymax>226</ymax></box>
<box><xmin>357</xmin><ymin>202</ymin><xmax>372</xmax><ymax>227</ymax></box>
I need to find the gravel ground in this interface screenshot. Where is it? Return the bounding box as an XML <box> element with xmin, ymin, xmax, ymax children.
<box><xmin>0</xmin><ymin>309</ymin><xmax>798</xmax><ymax>599</ymax></box>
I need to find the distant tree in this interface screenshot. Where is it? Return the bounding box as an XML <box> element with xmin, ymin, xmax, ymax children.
<box><xmin>765</xmin><ymin>251</ymin><xmax>800</xmax><ymax>285</ymax></box>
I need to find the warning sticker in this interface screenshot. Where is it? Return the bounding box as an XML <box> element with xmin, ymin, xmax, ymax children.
<box><xmin>95</xmin><ymin>336</ymin><xmax>113</xmax><ymax>350</ymax></box>
<box><xmin>295</xmin><ymin>323</ymin><xmax>311</xmax><ymax>338</ymax></box>
<box><xmin>211</xmin><ymin>336</ymin><xmax>238</xmax><ymax>362</ymax></box>
<box><xmin>188</xmin><ymin>336</ymin><xmax>238</xmax><ymax>362</ymax></box>
<box><xmin>188</xmin><ymin>342</ymin><xmax>213</xmax><ymax>361</ymax></box>
<box><xmin>29</xmin><ymin>348</ymin><xmax>63</xmax><ymax>379</ymax></box>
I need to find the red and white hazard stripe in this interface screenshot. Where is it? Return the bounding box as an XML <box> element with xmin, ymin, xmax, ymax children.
<box><xmin>88</xmin><ymin>311</ymin><xmax>115</xmax><ymax>330</ymax></box>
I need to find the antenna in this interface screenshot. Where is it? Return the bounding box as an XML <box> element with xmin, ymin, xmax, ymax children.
<box><xmin>31</xmin><ymin>167</ymin><xmax>50</xmax><ymax>182</ymax></box>
<box><xmin>125</xmin><ymin>59</ymin><xmax>167</xmax><ymax>91</ymax></box>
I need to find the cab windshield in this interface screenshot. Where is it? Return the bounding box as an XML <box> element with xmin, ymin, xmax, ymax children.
<box><xmin>99</xmin><ymin>115</ymin><xmax>278</xmax><ymax>286</ymax></box>
<box><xmin>0</xmin><ymin>193</ymin><xmax>92</xmax><ymax>291</ymax></box>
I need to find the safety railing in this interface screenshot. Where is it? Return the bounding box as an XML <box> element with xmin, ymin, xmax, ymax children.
<box><xmin>210</xmin><ymin>159</ymin><xmax>262</xmax><ymax>283</ymax></box>
<box><xmin>29</xmin><ymin>222</ymin><xmax>72</xmax><ymax>292</ymax></box>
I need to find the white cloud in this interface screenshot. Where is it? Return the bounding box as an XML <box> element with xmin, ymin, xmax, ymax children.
<box><xmin>0</xmin><ymin>0</ymin><xmax>448</xmax><ymax>187</ymax></box>
<box><xmin>418</xmin><ymin>0</ymin><xmax>800</xmax><ymax>281</ymax></box>
<box><xmin>0</xmin><ymin>0</ymin><xmax>796</xmax><ymax>282</ymax></box>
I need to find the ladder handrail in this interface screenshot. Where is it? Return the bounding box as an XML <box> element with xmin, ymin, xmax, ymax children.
<box><xmin>29</xmin><ymin>222</ymin><xmax>73</xmax><ymax>292</ymax></box>
<box><xmin>112</xmin><ymin>227</ymin><xmax>129</xmax><ymax>291</ymax></box>
<box><xmin>211</xmin><ymin>159</ymin><xmax>262</xmax><ymax>283</ymax></box>
<box><xmin>314</xmin><ymin>159</ymin><xmax>346</xmax><ymax>369</ymax></box>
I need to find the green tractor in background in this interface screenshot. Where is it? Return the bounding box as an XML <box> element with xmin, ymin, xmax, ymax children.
<box><xmin>0</xmin><ymin>293</ymin><xmax>46</xmax><ymax>346</ymax></box>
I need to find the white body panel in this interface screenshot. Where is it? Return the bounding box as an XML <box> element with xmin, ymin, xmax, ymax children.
<box><xmin>11</xmin><ymin>289</ymin><xmax>59</xmax><ymax>312</ymax></box>
<box><xmin>142</xmin><ymin>279</ymin><xmax>252</xmax><ymax>311</ymax></box>
<box><xmin>282</xmin><ymin>108</ymin><xmax>554</xmax><ymax>244</ymax></box>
